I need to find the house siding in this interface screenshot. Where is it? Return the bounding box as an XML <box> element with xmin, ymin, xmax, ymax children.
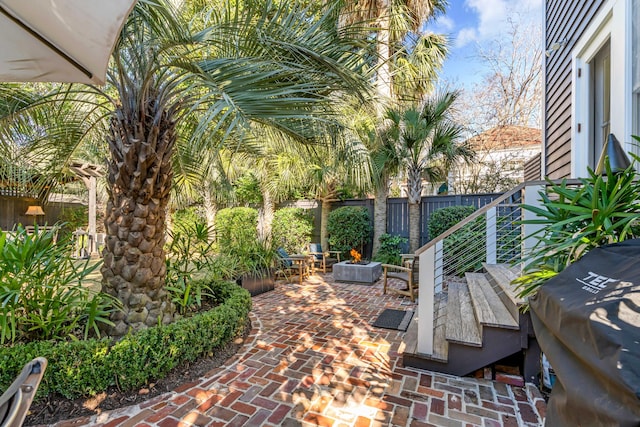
<box><xmin>545</xmin><ymin>0</ymin><xmax>606</xmax><ymax>179</ymax></box>
<box><xmin>524</xmin><ymin>153</ymin><xmax>542</xmax><ymax>181</ymax></box>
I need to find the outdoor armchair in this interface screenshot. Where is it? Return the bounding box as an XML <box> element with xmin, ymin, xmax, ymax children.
<box><xmin>306</xmin><ymin>243</ymin><xmax>340</xmax><ymax>273</ymax></box>
<box><xmin>275</xmin><ymin>248</ymin><xmax>311</xmax><ymax>285</ymax></box>
<box><xmin>0</xmin><ymin>357</ymin><xmax>47</xmax><ymax>427</ymax></box>
<box><xmin>382</xmin><ymin>254</ymin><xmax>418</xmax><ymax>302</ymax></box>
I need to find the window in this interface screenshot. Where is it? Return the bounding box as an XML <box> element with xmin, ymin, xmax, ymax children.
<box><xmin>592</xmin><ymin>40</ymin><xmax>611</xmax><ymax>168</ymax></box>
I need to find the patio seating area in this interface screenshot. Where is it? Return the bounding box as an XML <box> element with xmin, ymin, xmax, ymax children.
<box><xmin>44</xmin><ymin>273</ymin><xmax>546</xmax><ymax>427</ymax></box>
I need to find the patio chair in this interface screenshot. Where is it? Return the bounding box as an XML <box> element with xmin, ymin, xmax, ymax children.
<box><xmin>0</xmin><ymin>357</ymin><xmax>47</xmax><ymax>427</ymax></box>
<box><xmin>306</xmin><ymin>243</ymin><xmax>340</xmax><ymax>273</ymax></box>
<box><xmin>275</xmin><ymin>248</ymin><xmax>311</xmax><ymax>284</ymax></box>
<box><xmin>382</xmin><ymin>254</ymin><xmax>418</xmax><ymax>302</ymax></box>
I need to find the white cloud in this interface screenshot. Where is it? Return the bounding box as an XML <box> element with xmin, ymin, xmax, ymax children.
<box><xmin>455</xmin><ymin>0</ymin><xmax>543</xmax><ymax>47</ymax></box>
<box><xmin>456</xmin><ymin>28</ymin><xmax>478</xmax><ymax>47</ymax></box>
<box><xmin>435</xmin><ymin>15</ymin><xmax>455</xmax><ymax>32</ymax></box>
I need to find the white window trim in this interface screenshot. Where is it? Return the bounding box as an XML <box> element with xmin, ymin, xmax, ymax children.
<box><xmin>571</xmin><ymin>0</ymin><xmax>634</xmax><ymax>177</ymax></box>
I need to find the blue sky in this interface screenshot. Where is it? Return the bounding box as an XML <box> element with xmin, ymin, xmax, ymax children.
<box><xmin>424</xmin><ymin>0</ymin><xmax>544</xmax><ymax>88</ymax></box>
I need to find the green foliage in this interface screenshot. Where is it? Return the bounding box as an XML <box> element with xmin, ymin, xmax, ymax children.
<box><xmin>443</xmin><ymin>219</ymin><xmax>486</xmax><ymax>275</ymax></box>
<box><xmin>0</xmin><ymin>280</ymin><xmax>251</xmax><ymax>399</ymax></box>
<box><xmin>173</xmin><ymin>207</ymin><xmax>205</xmax><ymax>231</ymax></box>
<box><xmin>327</xmin><ymin>206</ymin><xmax>372</xmax><ymax>254</ymax></box>
<box><xmin>428</xmin><ymin>205</ymin><xmax>483</xmax><ymax>276</ymax></box>
<box><xmin>373</xmin><ymin>234</ymin><xmax>408</xmax><ymax>265</ymax></box>
<box><xmin>215</xmin><ymin>207</ymin><xmax>258</xmax><ymax>252</ymax></box>
<box><xmin>234</xmin><ymin>173</ymin><xmax>262</xmax><ymax>205</ymax></box>
<box><xmin>515</xmin><ymin>155</ymin><xmax>640</xmax><ymax>306</ymax></box>
<box><xmin>58</xmin><ymin>205</ymin><xmax>88</xmax><ymax>230</ymax></box>
<box><xmin>272</xmin><ymin>207</ymin><xmax>313</xmax><ymax>253</ymax></box>
<box><xmin>215</xmin><ymin>207</ymin><xmax>277</xmax><ymax>276</ymax></box>
<box><xmin>0</xmin><ymin>226</ymin><xmax>119</xmax><ymax>344</ymax></box>
<box><xmin>166</xmin><ymin>222</ymin><xmax>217</xmax><ymax>315</ymax></box>
<box><xmin>427</xmin><ymin>205</ymin><xmax>476</xmax><ymax>238</ymax></box>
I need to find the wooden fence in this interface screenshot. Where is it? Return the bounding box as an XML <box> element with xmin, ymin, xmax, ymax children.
<box><xmin>287</xmin><ymin>193</ymin><xmax>502</xmax><ymax>258</ymax></box>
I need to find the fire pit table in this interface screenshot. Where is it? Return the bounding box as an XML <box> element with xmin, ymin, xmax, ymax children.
<box><xmin>333</xmin><ymin>261</ymin><xmax>382</xmax><ymax>285</ymax></box>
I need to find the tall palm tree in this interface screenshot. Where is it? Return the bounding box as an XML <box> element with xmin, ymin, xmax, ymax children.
<box><xmin>337</xmin><ymin>0</ymin><xmax>449</xmax><ymax>256</ymax></box>
<box><xmin>337</xmin><ymin>0</ymin><xmax>448</xmax><ymax>102</ymax></box>
<box><xmin>382</xmin><ymin>91</ymin><xmax>473</xmax><ymax>252</ymax></box>
<box><xmin>0</xmin><ymin>0</ymin><xmax>373</xmax><ymax>335</ymax></box>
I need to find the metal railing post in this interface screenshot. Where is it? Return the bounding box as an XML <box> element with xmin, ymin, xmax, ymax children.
<box><xmin>417</xmin><ymin>247</ymin><xmax>435</xmax><ymax>355</ymax></box>
<box><xmin>486</xmin><ymin>206</ymin><xmax>497</xmax><ymax>264</ymax></box>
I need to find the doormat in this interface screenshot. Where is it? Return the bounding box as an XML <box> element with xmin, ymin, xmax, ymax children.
<box><xmin>372</xmin><ymin>309</ymin><xmax>414</xmax><ymax>331</ymax></box>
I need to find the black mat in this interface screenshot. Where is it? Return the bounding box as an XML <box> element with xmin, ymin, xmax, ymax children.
<box><xmin>372</xmin><ymin>309</ymin><xmax>414</xmax><ymax>331</ymax></box>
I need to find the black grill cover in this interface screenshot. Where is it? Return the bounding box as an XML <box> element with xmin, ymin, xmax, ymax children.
<box><xmin>530</xmin><ymin>239</ymin><xmax>640</xmax><ymax>427</ymax></box>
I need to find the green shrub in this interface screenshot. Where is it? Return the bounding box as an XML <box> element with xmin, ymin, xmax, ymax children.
<box><xmin>327</xmin><ymin>206</ymin><xmax>372</xmax><ymax>255</ymax></box>
<box><xmin>373</xmin><ymin>234</ymin><xmax>407</xmax><ymax>265</ymax></box>
<box><xmin>215</xmin><ymin>207</ymin><xmax>258</xmax><ymax>254</ymax></box>
<box><xmin>0</xmin><ymin>226</ymin><xmax>119</xmax><ymax>344</ymax></box>
<box><xmin>428</xmin><ymin>205</ymin><xmax>483</xmax><ymax>276</ymax></box>
<box><xmin>272</xmin><ymin>207</ymin><xmax>313</xmax><ymax>253</ymax></box>
<box><xmin>0</xmin><ymin>280</ymin><xmax>251</xmax><ymax>399</ymax></box>
<box><xmin>173</xmin><ymin>207</ymin><xmax>205</xmax><ymax>231</ymax></box>
<box><xmin>427</xmin><ymin>205</ymin><xmax>476</xmax><ymax>239</ymax></box>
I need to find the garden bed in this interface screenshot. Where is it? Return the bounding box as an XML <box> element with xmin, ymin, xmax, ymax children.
<box><xmin>25</xmin><ymin>318</ymin><xmax>251</xmax><ymax>426</ymax></box>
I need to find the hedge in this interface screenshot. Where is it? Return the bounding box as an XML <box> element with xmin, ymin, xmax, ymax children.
<box><xmin>0</xmin><ymin>280</ymin><xmax>251</xmax><ymax>399</ymax></box>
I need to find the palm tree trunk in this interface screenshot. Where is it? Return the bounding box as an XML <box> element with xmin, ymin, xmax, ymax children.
<box><xmin>258</xmin><ymin>188</ymin><xmax>274</xmax><ymax>242</ymax></box>
<box><xmin>320</xmin><ymin>197</ymin><xmax>331</xmax><ymax>251</ymax></box>
<box><xmin>372</xmin><ymin>182</ymin><xmax>388</xmax><ymax>257</ymax></box>
<box><xmin>101</xmin><ymin>107</ymin><xmax>176</xmax><ymax>336</ymax></box>
<box><xmin>376</xmin><ymin>1</ymin><xmax>392</xmax><ymax>102</ymax></box>
<box><xmin>203</xmin><ymin>190</ymin><xmax>217</xmax><ymax>242</ymax></box>
<box><xmin>408</xmin><ymin>201</ymin><xmax>421</xmax><ymax>252</ymax></box>
<box><xmin>407</xmin><ymin>166</ymin><xmax>423</xmax><ymax>252</ymax></box>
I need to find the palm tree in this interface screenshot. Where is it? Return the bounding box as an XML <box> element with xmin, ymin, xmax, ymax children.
<box><xmin>337</xmin><ymin>0</ymin><xmax>449</xmax><ymax>257</ymax></box>
<box><xmin>382</xmin><ymin>91</ymin><xmax>473</xmax><ymax>252</ymax></box>
<box><xmin>0</xmin><ymin>0</ymin><xmax>373</xmax><ymax>335</ymax></box>
<box><xmin>337</xmin><ymin>0</ymin><xmax>448</xmax><ymax>102</ymax></box>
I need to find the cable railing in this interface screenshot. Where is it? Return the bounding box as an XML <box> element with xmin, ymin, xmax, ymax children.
<box><xmin>412</xmin><ymin>179</ymin><xmax>582</xmax><ymax>356</ymax></box>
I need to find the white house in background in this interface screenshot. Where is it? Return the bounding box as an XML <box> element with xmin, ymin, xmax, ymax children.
<box><xmin>544</xmin><ymin>0</ymin><xmax>640</xmax><ymax>179</ymax></box>
<box><xmin>453</xmin><ymin>125</ymin><xmax>542</xmax><ymax>194</ymax></box>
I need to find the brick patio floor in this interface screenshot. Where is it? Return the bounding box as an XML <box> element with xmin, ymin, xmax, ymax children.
<box><xmin>45</xmin><ymin>273</ymin><xmax>545</xmax><ymax>427</ymax></box>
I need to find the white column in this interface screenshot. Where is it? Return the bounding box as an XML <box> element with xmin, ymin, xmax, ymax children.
<box><xmin>486</xmin><ymin>206</ymin><xmax>497</xmax><ymax>264</ymax></box>
<box><xmin>88</xmin><ymin>176</ymin><xmax>97</xmax><ymax>256</ymax></box>
<box><xmin>417</xmin><ymin>246</ymin><xmax>435</xmax><ymax>355</ymax></box>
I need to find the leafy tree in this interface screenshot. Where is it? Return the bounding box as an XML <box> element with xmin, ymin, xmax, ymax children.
<box><xmin>0</xmin><ymin>0</ymin><xmax>373</xmax><ymax>335</ymax></box>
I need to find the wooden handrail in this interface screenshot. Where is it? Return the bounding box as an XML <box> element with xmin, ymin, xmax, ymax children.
<box><xmin>414</xmin><ymin>179</ymin><xmax>583</xmax><ymax>256</ymax></box>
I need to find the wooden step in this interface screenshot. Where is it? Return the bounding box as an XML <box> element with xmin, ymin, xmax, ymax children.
<box><xmin>446</xmin><ymin>282</ymin><xmax>482</xmax><ymax>347</ymax></box>
<box><xmin>401</xmin><ymin>293</ymin><xmax>448</xmax><ymax>362</ymax></box>
<box><xmin>483</xmin><ymin>263</ymin><xmax>524</xmax><ymax>320</ymax></box>
<box><xmin>432</xmin><ymin>293</ymin><xmax>449</xmax><ymax>361</ymax></box>
<box><xmin>465</xmin><ymin>273</ymin><xmax>519</xmax><ymax>329</ymax></box>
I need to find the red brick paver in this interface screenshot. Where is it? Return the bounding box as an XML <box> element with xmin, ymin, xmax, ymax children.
<box><xmin>41</xmin><ymin>274</ymin><xmax>545</xmax><ymax>426</ymax></box>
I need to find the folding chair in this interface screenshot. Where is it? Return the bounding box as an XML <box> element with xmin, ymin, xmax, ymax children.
<box><xmin>0</xmin><ymin>357</ymin><xmax>47</xmax><ymax>427</ymax></box>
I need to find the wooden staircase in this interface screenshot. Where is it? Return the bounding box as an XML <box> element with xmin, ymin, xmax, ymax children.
<box><xmin>401</xmin><ymin>263</ymin><xmax>540</xmax><ymax>382</ymax></box>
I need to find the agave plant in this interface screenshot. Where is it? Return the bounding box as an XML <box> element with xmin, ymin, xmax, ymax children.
<box><xmin>515</xmin><ymin>148</ymin><xmax>640</xmax><ymax>306</ymax></box>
